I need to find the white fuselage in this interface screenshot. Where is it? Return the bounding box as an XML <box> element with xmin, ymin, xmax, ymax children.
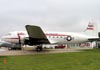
<box><xmin>1</xmin><ymin>31</ymin><xmax>96</xmax><ymax>44</ymax></box>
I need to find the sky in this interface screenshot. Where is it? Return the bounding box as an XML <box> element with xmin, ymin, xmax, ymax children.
<box><xmin>0</xmin><ymin>0</ymin><xmax>100</xmax><ymax>37</ymax></box>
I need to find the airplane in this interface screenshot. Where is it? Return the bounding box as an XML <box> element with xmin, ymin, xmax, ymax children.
<box><xmin>1</xmin><ymin>21</ymin><xmax>100</xmax><ymax>51</ymax></box>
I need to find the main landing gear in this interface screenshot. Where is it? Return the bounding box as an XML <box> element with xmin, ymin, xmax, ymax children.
<box><xmin>36</xmin><ymin>45</ymin><xmax>43</xmax><ymax>52</ymax></box>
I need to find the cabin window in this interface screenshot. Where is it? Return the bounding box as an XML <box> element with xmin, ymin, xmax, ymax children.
<box><xmin>52</xmin><ymin>36</ymin><xmax>54</xmax><ymax>38</ymax></box>
<box><xmin>60</xmin><ymin>36</ymin><xmax>62</xmax><ymax>38</ymax></box>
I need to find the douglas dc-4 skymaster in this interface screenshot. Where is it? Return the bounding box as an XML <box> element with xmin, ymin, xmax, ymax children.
<box><xmin>2</xmin><ymin>21</ymin><xmax>100</xmax><ymax>51</ymax></box>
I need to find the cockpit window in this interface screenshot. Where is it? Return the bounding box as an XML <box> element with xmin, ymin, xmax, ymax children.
<box><xmin>7</xmin><ymin>33</ymin><xmax>11</xmax><ymax>36</ymax></box>
<box><xmin>8</xmin><ymin>33</ymin><xmax>11</xmax><ymax>35</ymax></box>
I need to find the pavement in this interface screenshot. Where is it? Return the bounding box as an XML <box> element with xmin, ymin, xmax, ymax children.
<box><xmin>0</xmin><ymin>49</ymin><xmax>6</xmax><ymax>52</ymax></box>
<box><xmin>0</xmin><ymin>47</ymin><xmax>92</xmax><ymax>56</ymax></box>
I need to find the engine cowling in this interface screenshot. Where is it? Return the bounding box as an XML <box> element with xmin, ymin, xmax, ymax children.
<box><xmin>66</xmin><ymin>36</ymin><xmax>72</xmax><ymax>41</ymax></box>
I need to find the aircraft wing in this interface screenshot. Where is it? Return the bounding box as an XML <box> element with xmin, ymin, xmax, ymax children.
<box><xmin>25</xmin><ymin>25</ymin><xmax>50</xmax><ymax>45</ymax></box>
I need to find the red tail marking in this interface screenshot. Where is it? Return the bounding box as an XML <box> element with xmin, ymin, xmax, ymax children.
<box><xmin>87</xmin><ymin>23</ymin><xmax>94</xmax><ymax>30</ymax></box>
<box><xmin>87</xmin><ymin>28</ymin><xmax>94</xmax><ymax>30</ymax></box>
<box><xmin>88</xmin><ymin>25</ymin><xmax>94</xmax><ymax>27</ymax></box>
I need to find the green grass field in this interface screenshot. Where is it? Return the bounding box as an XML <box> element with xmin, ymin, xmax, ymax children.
<box><xmin>0</xmin><ymin>49</ymin><xmax>100</xmax><ymax>70</ymax></box>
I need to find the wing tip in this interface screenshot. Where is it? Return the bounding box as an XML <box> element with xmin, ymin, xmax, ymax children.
<box><xmin>25</xmin><ymin>25</ymin><xmax>40</xmax><ymax>28</ymax></box>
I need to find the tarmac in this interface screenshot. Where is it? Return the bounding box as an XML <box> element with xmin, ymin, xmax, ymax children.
<box><xmin>0</xmin><ymin>47</ymin><xmax>92</xmax><ymax>56</ymax></box>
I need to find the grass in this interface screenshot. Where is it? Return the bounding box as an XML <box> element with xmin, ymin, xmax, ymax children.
<box><xmin>0</xmin><ymin>49</ymin><xmax>100</xmax><ymax>70</ymax></box>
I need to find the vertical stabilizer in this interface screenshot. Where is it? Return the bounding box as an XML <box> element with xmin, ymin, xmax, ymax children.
<box><xmin>84</xmin><ymin>21</ymin><xmax>98</xmax><ymax>37</ymax></box>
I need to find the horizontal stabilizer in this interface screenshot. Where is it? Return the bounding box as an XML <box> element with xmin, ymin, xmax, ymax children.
<box><xmin>88</xmin><ymin>38</ymin><xmax>100</xmax><ymax>41</ymax></box>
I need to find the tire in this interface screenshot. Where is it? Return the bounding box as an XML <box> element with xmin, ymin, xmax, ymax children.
<box><xmin>8</xmin><ymin>47</ymin><xmax>12</xmax><ymax>50</ymax></box>
<box><xmin>36</xmin><ymin>46</ymin><xmax>43</xmax><ymax>52</ymax></box>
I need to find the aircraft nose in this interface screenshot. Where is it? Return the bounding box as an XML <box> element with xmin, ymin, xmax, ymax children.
<box><xmin>1</xmin><ymin>36</ymin><xmax>8</xmax><ymax>41</ymax></box>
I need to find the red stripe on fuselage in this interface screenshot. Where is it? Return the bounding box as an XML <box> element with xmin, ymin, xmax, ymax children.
<box><xmin>45</xmin><ymin>34</ymin><xmax>68</xmax><ymax>36</ymax></box>
<box><xmin>4</xmin><ymin>34</ymin><xmax>68</xmax><ymax>40</ymax></box>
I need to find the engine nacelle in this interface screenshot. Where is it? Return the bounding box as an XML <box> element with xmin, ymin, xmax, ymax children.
<box><xmin>66</xmin><ymin>36</ymin><xmax>72</xmax><ymax>41</ymax></box>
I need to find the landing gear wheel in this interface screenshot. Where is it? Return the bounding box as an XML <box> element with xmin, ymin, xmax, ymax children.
<box><xmin>36</xmin><ymin>46</ymin><xmax>43</xmax><ymax>52</ymax></box>
<box><xmin>8</xmin><ymin>47</ymin><xmax>12</xmax><ymax>51</ymax></box>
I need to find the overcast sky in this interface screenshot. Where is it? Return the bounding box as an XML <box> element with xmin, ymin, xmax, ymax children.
<box><xmin>0</xmin><ymin>0</ymin><xmax>100</xmax><ymax>37</ymax></box>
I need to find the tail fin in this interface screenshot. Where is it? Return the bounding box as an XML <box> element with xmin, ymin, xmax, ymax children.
<box><xmin>84</xmin><ymin>21</ymin><xmax>98</xmax><ymax>37</ymax></box>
